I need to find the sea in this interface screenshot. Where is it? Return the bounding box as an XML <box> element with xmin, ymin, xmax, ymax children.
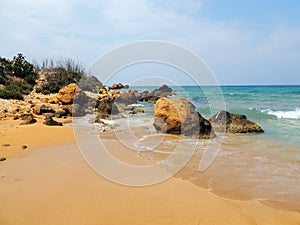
<box><xmin>74</xmin><ymin>85</ymin><xmax>300</xmax><ymax>211</ymax></box>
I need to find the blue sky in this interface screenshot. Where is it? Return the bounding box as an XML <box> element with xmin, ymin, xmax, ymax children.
<box><xmin>0</xmin><ymin>0</ymin><xmax>300</xmax><ymax>85</ymax></box>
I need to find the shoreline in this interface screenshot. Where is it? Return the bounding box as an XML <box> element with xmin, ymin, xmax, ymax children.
<box><xmin>1</xmin><ymin>135</ymin><xmax>300</xmax><ymax>225</ymax></box>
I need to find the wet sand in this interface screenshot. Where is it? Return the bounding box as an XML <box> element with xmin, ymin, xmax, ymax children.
<box><xmin>1</xmin><ymin>124</ymin><xmax>300</xmax><ymax>225</ymax></box>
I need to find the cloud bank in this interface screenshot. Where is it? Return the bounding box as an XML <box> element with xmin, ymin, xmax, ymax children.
<box><xmin>0</xmin><ymin>0</ymin><xmax>299</xmax><ymax>84</ymax></box>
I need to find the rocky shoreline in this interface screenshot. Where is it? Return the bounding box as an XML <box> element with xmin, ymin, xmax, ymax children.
<box><xmin>0</xmin><ymin>83</ymin><xmax>264</xmax><ymax>138</ymax></box>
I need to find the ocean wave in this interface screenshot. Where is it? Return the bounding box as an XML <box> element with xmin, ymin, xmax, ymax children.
<box><xmin>128</xmin><ymin>103</ymin><xmax>144</xmax><ymax>107</ymax></box>
<box><xmin>262</xmin><ymin>108</ymin><xmax>300</xmax><ymax>119</ymax></box>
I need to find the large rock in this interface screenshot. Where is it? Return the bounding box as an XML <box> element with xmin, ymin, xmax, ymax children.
<box><xmin>209</xmin><ymin>110</ymin><xmax>264</xmax><ymax>133</ymax></box>
<box><xmin>115</xmin><ymin>92</ymin><xmax>138</xmax><ymax>105</ymax></box>
<box><xmin>95</xmin><ymin>98</ymin><xmax>119</xmax><ymax>119</ymax></box>
<box><xmin>56</xmin><ymin>83</ymin><xmax>88</xmax><ymax>105</ymax></box>
<box><xmin>153</xmin><ymin>97</ymin><xmax>214</xmax><ymax>139</ymax></box>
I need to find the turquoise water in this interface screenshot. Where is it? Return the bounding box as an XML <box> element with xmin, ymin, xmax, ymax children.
<box><xmin>104</xmin><ymin>85</ymin><xmax>300</xmax><ymax>207</ymax></box>
<box><xmin>132</xmin><ymin>85</ymin><xmax>300</xmax><ymax>149</ymax></box>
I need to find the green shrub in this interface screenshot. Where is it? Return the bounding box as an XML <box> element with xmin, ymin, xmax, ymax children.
<box><xmin>40</xmin><ymin>89</ymin><xmax>50</xmax><ymax>95</ymax></box>
<box><xmin>40</xmin><ymin>67</ymin><xmax>83</xmax><ymax>93</ymax></box>
<box><xmin>11</xmin><ymin>53</ymin><xmax>38</xmax><ymax>85</ymax></box>
<box><xmin>0</xmin><ymin>88</ymin><xmax>23</xmax><ymax>100</ymax></box>
<box><xmin>0</xmin><ymin>54</ymin><xmax>37</xmax><ymax>99</ymax></box>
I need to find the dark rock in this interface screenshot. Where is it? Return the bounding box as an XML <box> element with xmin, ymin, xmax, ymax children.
<box><xmin>43</xmin><ymin>115</ymin><xmax>63</xmax><ymax>126</ymax></box>
<box><xmin>111</xmin><ymin>83</ymin><xmax>125</xmax><ymax>89</ymax></box>
<box><xmin>0</xmin><ymin>157</ymin><xmax>6</xmax><ymax>162</ymax></box>
<box><xmin>95</xmin><ymin>98</ymin><xmax>119</xmax><ymax>119</ymax></box>
<box><xmin>20</xmin><ymin>113</ymin><xmax>37</xmax><ymax>125</ymax></box>
<box><xmin>129</xmin><ymin>108</ymin><xmax>145</xmax><ymax>114</ymax></box>
<box><xmin>22</xmin><ymin>145</ymin><xmax>28</xmax><ymax>150</ymax></box>
<box><xmin>153</xmin><ymin>97</ymin><xmax>214</xmax><ymax>139</ymax></box>
<box><xmin>33</xmin><ymin>104</ymin><xmax>55</xmax><ymax>115</ymax></box>
<box><xmin>209</xmin><ymin>110</ymin><xmax>264</xmax><ymax>133</ymax></box>
<box><xmin>115</xmin><ymin>92</ymin><xmax>138</xmax><ymax>105</ymax></box>
<box><xmin>156</xmin><ymin>84</ymin><xmax>172</xmax><ymax>93</ymax></box>
<box><xmin>1</xmin><ymin>144</ymin><xmax>10</xmax><ymax>147</ymax></box>
<box><xmin>72</xmin><ymin>104</ymin><xmax>86</xmax><ymax>117</ymax></box>
<box><xmin>55</xmin><ymin>108</ymin><xmax>69</xmax><ymax>118</ymax></box>
<box><xmin>137</xmin><ymin>85</ymin><xmax>173</xmax><ymax>102</ymax></box>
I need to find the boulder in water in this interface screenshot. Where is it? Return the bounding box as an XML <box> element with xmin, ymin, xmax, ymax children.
<box><xmin>209</xmin><ymin>110</ymin><xmax>264</xmax><ymax>133</ymax></box>
<box><xmin>153</xmin><ymin>97</ymin><xmax>214</xmax><ymax>139</ymax></box>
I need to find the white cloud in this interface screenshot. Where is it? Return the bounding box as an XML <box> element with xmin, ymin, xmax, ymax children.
<box><xmin>0</xmin><ymin>0</ymin><xmax>299</xmax><ymax>84</ymax></box>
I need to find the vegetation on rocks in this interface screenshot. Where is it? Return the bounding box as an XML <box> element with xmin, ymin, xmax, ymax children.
<box><xmin>35</xmin><ymin>58</ymin><xmax>103</xmax><ymax>94</ymax></box>
<box><xmin>0</xmin><ymin>54</ymin><xmax>103</xmax><ymax>100</ymax></box>
<box><xmin>0</xmin><ymin>53</ymin><xmax>38</xmax><ymax>100</ymax></box>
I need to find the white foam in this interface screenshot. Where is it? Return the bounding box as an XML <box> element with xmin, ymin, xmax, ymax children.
<box><xmin>262</xmin><ymin>108</ymin><xmax>300</xmax><ymax>119</ymax></box>
<box><xmin>128</xmin><ymin>103</ymin><xmax>144</xmax><ymax>107</ymax></box>
<box><xmin>101</xmin><ymin>119</ymin><xmax>116</xmax><ymax>125</ymax></box>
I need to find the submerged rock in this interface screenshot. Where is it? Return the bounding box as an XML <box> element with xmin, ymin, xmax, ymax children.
<box><xmin>209</xmin><ymin>110</ymin><xmax>264</xmax><ymax>133</ymax></box>
<box><xmin>153</xmin><ymin>97</ymin><xmax>214</xmax><ymax>139</ymax></box>
<box><xmin>129</xmin><ymin>108</ymin><xmax>144</xmax><ymax>114</ymax></box>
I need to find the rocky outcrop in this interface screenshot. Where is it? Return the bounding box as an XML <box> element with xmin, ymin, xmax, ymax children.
<box><xmin>56</xmin><ymin>83</ymin><xmax>88</xmax><ymax>105</ymax></box>
<box><xmin>209</xmin><ymin>110</ymin><xmax>264</xmax><ymax>133</ymax></box>
<box><xmin>138</xmin><ymin>85</ymin><xmax>174</xmax><ymax>102</ymax></box>
<box><xmin>95</xmin><ymin>87</ymin><xmax>120</xmax><ymax>119</ymax></box>
<box><xmin>153</xmin><ymin>97</ymin><xmax>214</xmax><ymax>139</ymax></box>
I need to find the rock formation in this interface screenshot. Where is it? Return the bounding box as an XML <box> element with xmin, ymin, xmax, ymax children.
<box><xmin>95</xmin><ymin>87</ymin><xmax>120</xmax><ymax>119</ymax></box>
<box><xmin>19</xmin><ymin>113</ymin><xmax>37</xmax><ymax>125</ymax></box>
<box><xmin>115</xmin><ymin>92</ymin><xmax>139</xmax><ymax>105</ymax></box>
<box><xmin>56</xmin><ymin>83</ymin><xmax>88</xmax><ymax>105</ymax></box>
<box><xmin>138</xmin><ymin>85</ymin><xmax>174</xmax><ymax>102</ymax></box>
<box><xmin>153</xmin><ymin>97</ymin><xmax>214</xmax><ymax>139</ymax></box>
<box><xmin>209</xmin><ymin>110</ymin><xmax>264</xmax><ymax>133</ymax></box>
<box><xmin>43</xmin><ymin>114</ymin><xmax>62</xmax><ymax>126</ymax></box>
<box><xmin>111</xmin><ymin>83</ymin><xmax>125</xmax><ymax>89</ymax></box>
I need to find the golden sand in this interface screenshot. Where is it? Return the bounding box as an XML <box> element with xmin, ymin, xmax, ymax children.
<box><xmin>0</xmin><ymin>117</ymin><xmax>74</xmax><ymax>159</ymax></box>
<box><xmin>0</xmin><ymin>119</ymin><xmax>300</xmax><ymax>225</ymax></box>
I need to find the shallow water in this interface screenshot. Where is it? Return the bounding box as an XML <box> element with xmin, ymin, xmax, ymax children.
<box><xmin>73</xmin><ymin>85</ymin><xmax>300</xmax><ymax>212</ymax></box>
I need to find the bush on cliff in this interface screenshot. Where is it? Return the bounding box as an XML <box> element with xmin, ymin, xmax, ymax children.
<box><xmin>36</xmin><ymin>67</ymin><xmax>83</xmax><ymax>94</ymax></box>
<box><xmin>0</xmin><ymin>54</ymin><xmax>37</xmax><ymax>99</ymax></box>
<box><xmin>36</xmin><ymin>58</ymin><xmax>103</xmax><ymax>94</ymax></box>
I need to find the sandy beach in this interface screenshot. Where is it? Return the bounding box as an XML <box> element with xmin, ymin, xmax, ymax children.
<box><xmin>0</xmin><ymin>117</ymin><xmax>74</xmax><ymax>159</ymax></box>
<box><xmin>1</xmin><ymin>120</ymin><xmax>300</xmax><ymax>225</ymax></box>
